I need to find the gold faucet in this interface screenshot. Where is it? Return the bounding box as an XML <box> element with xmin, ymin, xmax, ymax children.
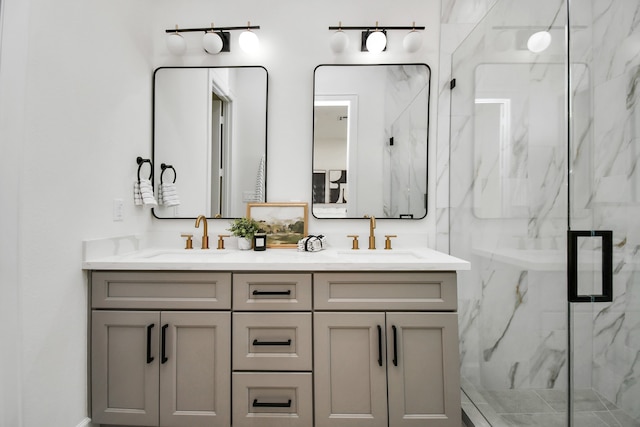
<box><xmin>365</xmin><ymin>215</ymin><xmax>376</xmax><ymax>249</ymax></box>
<box><xmin>195</xmin><ymin>215</ymin><xmax>209</xmax><ymax>249</ymax></box>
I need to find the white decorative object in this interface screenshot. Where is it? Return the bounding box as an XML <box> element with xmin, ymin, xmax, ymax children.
<box><xmin>237</xmin><ymin>237</ymin><xmax>252</xmax><ymax>250</ymax></box>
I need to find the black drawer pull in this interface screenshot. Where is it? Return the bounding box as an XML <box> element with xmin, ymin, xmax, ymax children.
<box><xmin>252</xmin><ymin>399</ymin><xmax>292</xmax><ymax>408</ymax></box>
<box><xmin>252</xmin><ymin>290</ymin><xmax>292</xmax><ymax>296</ymax></box>
<box><xmin>252</xmin><ymin>339</ymin><xmax>292</xmax><ymax>346</ymax></box>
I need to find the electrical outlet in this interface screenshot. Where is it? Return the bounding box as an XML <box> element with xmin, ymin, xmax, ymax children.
<box><xmin>113</xmin><ymin>198</ymin><xmax>124</xmax><ymax>221</ymax></box>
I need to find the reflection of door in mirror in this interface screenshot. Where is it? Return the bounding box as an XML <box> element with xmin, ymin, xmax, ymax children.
<box><xmin>153</xmin><ymin>66</ymin><xmax>267</xmax><ymax>219</ymax></box>
<box><xmin>313</xmin><ymin>96</ymin><xmax>358</xmax><ymax>218</ymax></box>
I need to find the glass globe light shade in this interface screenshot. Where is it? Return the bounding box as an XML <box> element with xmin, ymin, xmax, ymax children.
<box><xmin>203</xmin><ymin>31</ymin><xmax>223</xmax><ymax>54</ymax></box>
<box><xmin>166</xmin><ymin>33</ymin><xmax>186</xmax><ymax>55</ymax></box>
<box><xmin>527</xmin><ymin>31</ymin><xmax>552</xmax><ymax>53</ymax></box>
<box><xmin>366</xmin><ymin>31</ymin><xmax>386</xmax><ymax>53</ymax></box>
<box><xmin>239</xmin><ymin>30</ymin><xmax>260</xmax><ymax>53</ymax></box>
<box><xmin>330</xmin><ymin>30</ymin><xmax>349</xmax><ymax>53</ymax></box>
<box><xmin>403</xmin><ymin>30</ymin><xmax>422</xmax><ymax>53</ymax></box>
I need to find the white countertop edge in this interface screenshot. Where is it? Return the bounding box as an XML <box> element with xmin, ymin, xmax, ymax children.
<box><xmin>82</xmin><ymin>247</ymin><xmax>471</xmax><ymax>271</ymax></box>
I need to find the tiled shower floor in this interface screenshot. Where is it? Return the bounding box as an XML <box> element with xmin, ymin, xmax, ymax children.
<box><xmin>462</xmin><ymin>379</ymin><xmax>640</xmax><ymax>427</ymax></box>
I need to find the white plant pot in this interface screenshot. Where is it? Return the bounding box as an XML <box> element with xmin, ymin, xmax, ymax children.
<box><xmin>237</xmin><ymin>237</ymin><xmax>252</xmax><ymax>250</ymax></box>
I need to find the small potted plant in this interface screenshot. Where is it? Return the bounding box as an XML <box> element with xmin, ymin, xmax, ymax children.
<box><xmin>228</xmin><ymin>217</ymin><xmax>261</xmax><ymax>250</ymax></box>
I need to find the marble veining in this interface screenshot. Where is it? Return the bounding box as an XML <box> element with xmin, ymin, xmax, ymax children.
<box><xmin>448</xmin><ymin>0</ymin><xmax>640</xmax><ymax>423</ymax></box>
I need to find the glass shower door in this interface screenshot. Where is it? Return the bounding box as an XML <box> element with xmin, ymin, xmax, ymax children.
<box><xmin>567</xmin><ymin>0</ymin><xmax>640</xmax><ymax>424</ymax></box>
<box><xmin>450</xmin><ymin>0</ymin><xmax>640</xmax><ymax>425</ymax></box>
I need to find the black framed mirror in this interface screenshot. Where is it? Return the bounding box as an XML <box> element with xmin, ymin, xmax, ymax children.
<box><xmin>312</xmin><ymin>64</ymin><xmax>430</xmax><ymax>219</ymax></box>
<box><xmin>152</xmin><ymin>66</ymin><xmax>268</xmax><ymax>219</ymax></box>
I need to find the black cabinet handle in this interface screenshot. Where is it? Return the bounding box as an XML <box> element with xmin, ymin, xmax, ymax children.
<box><xmin>252</xmin><ymin>290</ymin><xmax>291</xmax><ymax>296</ymax></box>
<box><xmin>161</xmin><ymin>324</ymin><xmax>169</xmax><ymax>364</ymax></box>
<box><xmin>146</xmin><ymin>324</ymin><xmax>155</xmax><ymax>364</ymax></box>
<box><xmin>392</xmin><ymin>325</ymin><xmax>398</xmax><ymax>366</ymax></box>
<box><xmin>252</xmin><ymin>339</ymin><xmax>292</xmax><ymax>346</ymax></box>
<box><xmin>377</xmin><ymin>325</ymin><xmax>383</xmax><ymax>367</ymax></box>
<box><xmin>252</xmin><ymin>399</ymin><xmax>292</xmax><ymax>408</ymax></box>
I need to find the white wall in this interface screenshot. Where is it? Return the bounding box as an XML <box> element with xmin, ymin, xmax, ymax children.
<box><xmin>0</xmin><ymin>0</ymin><xmax>441</xmax><ymax>426</ymax></box>
<box><xmin>0</xmin><ymin>0</ymin><xmax>154</xmax><ymax>426</ymax></box>
<box><xmin>150</xmin><ymin>0</ymin><xmax>441</xmax><ymax>244</ymax></box>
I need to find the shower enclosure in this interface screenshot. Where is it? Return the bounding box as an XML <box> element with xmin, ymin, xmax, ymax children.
<box><xmin>449</xmin><ymin>0</ymin><xmax>639</xmax><ymax>426</ymax></box>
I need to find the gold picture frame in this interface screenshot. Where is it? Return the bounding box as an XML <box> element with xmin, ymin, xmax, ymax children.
<box><xmin>247</xmin><ymin>202</ymin><xmax>308</xmax><ymax>248</ymax></box>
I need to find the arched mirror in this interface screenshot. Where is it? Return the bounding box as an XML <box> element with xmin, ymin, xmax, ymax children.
<box><xmin>312</xmin><ymin>64</ymin><xmax>430</xmax><ymax>219</ymax></box>
<box><xmin>153</xmin><ymin>66</ymin><xmax>268</xmax><ymax>219</ymax></box>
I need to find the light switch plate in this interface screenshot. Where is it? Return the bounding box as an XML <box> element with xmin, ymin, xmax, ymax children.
<box><xmin>113</xmin><ymin>198</ymin><xmax>124</xmax><ymax>221</ymax></box>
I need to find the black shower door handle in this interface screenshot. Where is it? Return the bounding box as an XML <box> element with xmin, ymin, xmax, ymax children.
<box><xmin>567</xmin><ymin>230</ymin><xmax>613</xmax><ymax>303</ymax></box>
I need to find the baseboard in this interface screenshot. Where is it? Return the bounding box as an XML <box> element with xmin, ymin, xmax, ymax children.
<box><xmin>75</xmin><ymin>417</ymin><xmax>92</xmax><ymax>427</ymax></box>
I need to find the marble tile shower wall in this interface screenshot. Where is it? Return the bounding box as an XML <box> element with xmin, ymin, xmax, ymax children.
<box><xmin>437</xmin><ymin>0</ymin><xmax>499</xmax><ymax>253</ymax></box>
<box><xmin>383</xmin><ymin>66</ymin><xmax>429</xmax><ymax>218</ymax></box>
<box><xmin>441</xmin><ymin>0</ymin><xmax>640</xmax><ymax>422</ymax></box>
<box><xmin>583</xmin><ymin>0</ymin><xmax>640</xmax><ymax>420</ymax></box>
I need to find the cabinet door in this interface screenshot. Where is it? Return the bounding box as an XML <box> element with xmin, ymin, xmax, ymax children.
<box><xmin>159</xmin><ymin>311</ymin><xmax>231</xmax><ymax>427</ymax></box>
<box><xmin>386</xmin><ymin>313</ymin><xmax>461</xmax><ymax>427</ymax></box>
<box><xmin>92</xmin><ymin>310</ymin><xmax>160</xmax><ymax>426</ymax></box>
<box><xmin>314</xmin><ymin>312</ymin><xmax>388</xmax><ymax>427</ymax></box>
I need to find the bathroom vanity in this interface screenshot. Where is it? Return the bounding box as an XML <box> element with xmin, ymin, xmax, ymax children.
<box><xmin>84</xmin><ymin>247</ymin><xmax>469</xmax><ymax>427</ymax></box>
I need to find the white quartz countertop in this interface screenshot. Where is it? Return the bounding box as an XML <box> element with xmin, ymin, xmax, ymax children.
<box><xmin>82</xmin><ymin>247</ymin><xmax>470</xmax><ymax>271</ymax></box>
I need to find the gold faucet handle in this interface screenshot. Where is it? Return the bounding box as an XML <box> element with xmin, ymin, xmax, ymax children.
<box><xmin>347</xmin><ymin>234</ymin><xmax>360</xmax><ymax>250</ymax></box>
<box><xmin>384</xmin><ymin>235</ymin><xmax>397</xmax><ymax>250</ymax></box>
<box><xmin>180</xmin><ymin>234</ymin><xmax>194</xmax><ymax>250</ymax></box>
<box><xmin>217</xmin><ymin>234</ymin><xmax>230</xmax><ymax>250</ymax></box>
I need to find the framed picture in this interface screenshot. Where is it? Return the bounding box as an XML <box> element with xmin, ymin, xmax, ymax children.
<box><xmin>247</xmin><ymin>202</ymin><xmax>308</xmax><ymax>248</ymax></box>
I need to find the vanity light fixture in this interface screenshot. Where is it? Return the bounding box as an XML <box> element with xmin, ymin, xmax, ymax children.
<box><xmin>328</xmin><ymin>22</ymin><xmax>425</xmax><ymax>53</ymax></box>
<box><xmin>164</xmin><ymin>21</ymin><xmax>260</xmax><ymax>56</ymax></box>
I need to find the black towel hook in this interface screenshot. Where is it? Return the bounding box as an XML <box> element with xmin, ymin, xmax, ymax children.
<box><xmin>160</xmin><ymin>163</ymin><xmax>177</xmax><ymax>184</ymax></box>
<box><xmin>136</xmin><ymin>157</ymin><xmax>153</xmax><ymax>182</ymax></box>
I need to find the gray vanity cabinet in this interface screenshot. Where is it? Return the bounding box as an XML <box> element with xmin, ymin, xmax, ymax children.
<box><xmin>90</xmin><ymin>271</ymin><xmax>231</xmax><ymax>427</ymax></box>
<box><xmin>313</xmin><ymin>272</ymin><xmax>461</xmax><ymax>427</ymax></box>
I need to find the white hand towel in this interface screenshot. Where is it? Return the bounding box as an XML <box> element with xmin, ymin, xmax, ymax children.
<box><xmin>135</xmin><ymin>178</ymin><xmax>157</xmax><ymax>207</ymax></box>
<box><xmin>159</xmin><ymin>182</ymin><xmax>180</xmax><ymax>207</ymax></box>
<box><xmin>133</xmin><ymin>181</ymin><xmax>143</xmax><ymax>206</ymax></box>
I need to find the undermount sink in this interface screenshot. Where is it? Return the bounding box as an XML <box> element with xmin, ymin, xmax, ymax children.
<box><xmin>128</xmin><ymin>249</ymin><xmax>229</xmax><ymax>260</ymax></box>
<box><xmin>334</xmin><ymin>250</ymin><xmax>424</xmax><ymax>259</ymax></box>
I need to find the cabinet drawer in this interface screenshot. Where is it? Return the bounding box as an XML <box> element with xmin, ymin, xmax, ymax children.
<box><xmin>91</xmin><ymin>271</ymin><xmax>231</xmax><ymax>310</ymax></box>
<box><xmin>314</xmin><ymin>272</ymin><xmax>457</xmax><ymax>311</ymax></box>
<box><xmin>233</xmin><ymin>313</ymin><xmax>312</xmax><ymax>371</ymax></box>
<box><xmin>232</xmin><ymin>372</ymin><xmax>312</xmax><ymax>427</ymax></box>
<box><xmin>233</xmin><ymin>273</ymin><xmax>312</xmax><ymax>311</ymax></box>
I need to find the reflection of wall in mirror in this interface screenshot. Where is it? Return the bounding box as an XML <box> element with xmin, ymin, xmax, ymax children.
<box><xmin>315</xmin><ymin>67</ymin><xmax>385</xmax><ymax>216</ymax></box>
<box><xmin>155</xmin><ymin>68</ymin><xmax>210</xmax><ymax>217</ymax></box>
<box><xmin>229</xmin><ymin>68</ymin><xmax>268</xmax><ymax>217</ymax></box>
